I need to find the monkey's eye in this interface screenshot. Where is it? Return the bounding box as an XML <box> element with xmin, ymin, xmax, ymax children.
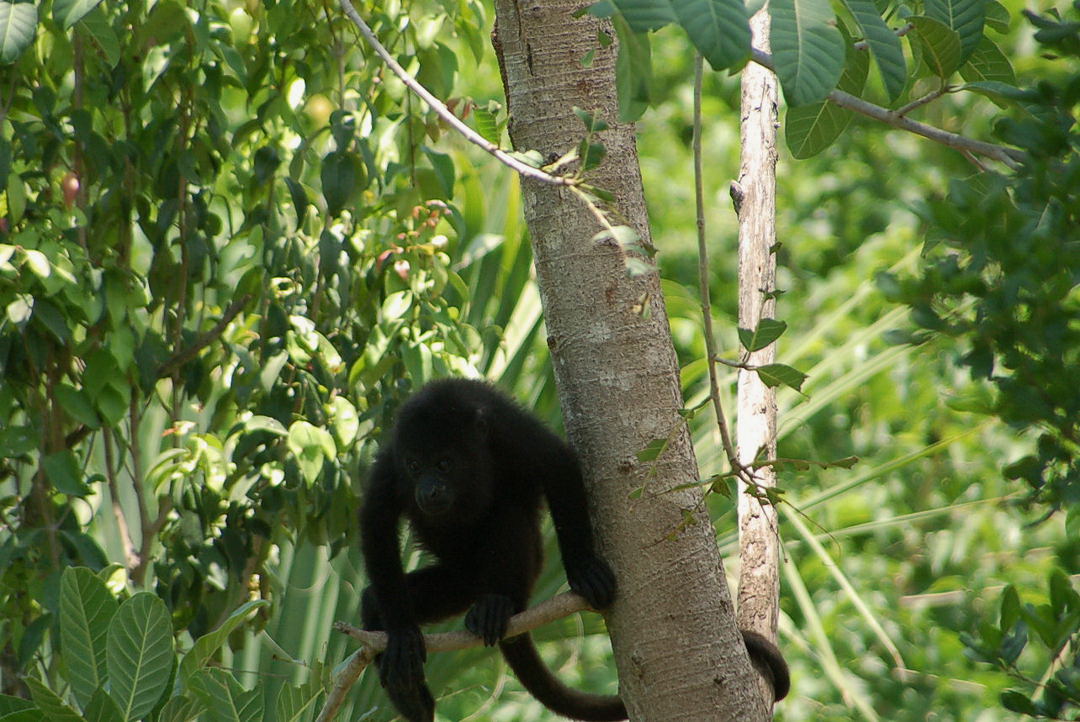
<box><xmin>436</xmin><ymin>458</ymin><xmax>451</xmax><ymax>473</ymax></box>
<box><xmin>406</xmin><ymin>459</ymin><xmax>421</xmax><ymax>475</ymax></box>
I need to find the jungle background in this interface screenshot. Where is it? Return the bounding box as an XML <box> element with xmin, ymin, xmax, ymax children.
<box><xmin>0</xmin><ymin>0</ymin><xmax>1077</xmax><ymax>719</ymax></box>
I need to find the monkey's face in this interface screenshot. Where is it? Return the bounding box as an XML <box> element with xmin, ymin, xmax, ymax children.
<box><xmin>395</xmin><ymin>440</ymin><xmax>494</xmax><ymax>525</ymax></box>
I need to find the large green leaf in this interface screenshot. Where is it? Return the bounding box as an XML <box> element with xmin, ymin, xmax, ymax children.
<box><xmin>910</xmin><ymin>16</ymin><xmax>963</xmax><ymax>79</ymax></box>
<box><xmin>179</xmin><ymin>600</ymin><xmax>269</xmax><ymax>683</ymax></box>
<box><xmin>188</xmin><ymin>670</ymin><xmax>261</xmax><ymax>722</ymax></box>
<box><xmin>52</xmin><ymin>0</ymin><xmax>103</xmax><ymax>28</ymax></box>
<box><xmin>0</xmin><ymin>0</ymin><xmax>36</xmax><ymax>64</ymax></box>
<box><xmin>614</xmin><ymin>14</ymin><xmax>653</xmax><ymax>121</ymax></box>
<box><xmin>959</xmin><ymin>37</ymin><xmax>1016</xmax><ymax>85</ymax></box>
<box><xmin>60</xmin><ymin>568</ymin><xmax>119</xmax><ymax>709</ymax></box>
<box><xmin>83</xmin><ymin>688</ymin><xmax>125</xmax><ymax>722</ymax></box>
<box><xmin>770</xmin><ymin>0</ymin><xmax>845</xmax><ymax>106</ymax></box>
<box><xmin>925</xmin><ymin>0</ymin><xmax>985</xmax><ymax>61</ymax></box>
<box><xmin>24</xmin><ymin>678</ymin><xmax>81</xmax><ymax>722</ymax></box>
<box><xmin>613</xmin><ymin>0</ymin><xmax>675</xmax><ymax>31</ymax></box>
<box><xmin>670</xmin><ymin>0</ymin><xmax>751</xmax><ymax>70</ymax></box>
<box><xmin>157</xmin><ymin>696</ymin><xmax>204</xmax><ymax>722</ymax></box>
<box><xmin>785</xmin><ymin>30</ymin><xmax>869</xmax><ymax>158</ymax></box>
<box><xmin>843</xmin><ymin>0</ymin><xmax>906</xmax><ymax>101</ymax></box>
<box><xmin>107</xmin><ymin>593</ymin><xmax>173</xmax><ymax>721</ymax></box>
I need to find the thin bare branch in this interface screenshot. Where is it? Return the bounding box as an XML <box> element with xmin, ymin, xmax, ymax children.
<box><xmin>337</xmin><ymin>0</ymin><xmax>575</xmax><ymax>187</ymax></box>
<box><xmin>316</xmin><ymin>592</ymin><xmax>599</xmax><ymax>722</ymax></box>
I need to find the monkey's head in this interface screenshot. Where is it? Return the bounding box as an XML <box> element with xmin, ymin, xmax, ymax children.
<box><xmin>392</xmin><ymin>391</ymin><xmax>495</xmax><ymax>525</ymax></box>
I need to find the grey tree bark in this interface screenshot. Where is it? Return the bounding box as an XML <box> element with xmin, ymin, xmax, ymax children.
<box><xmin>492</xmin><ymin>1</ymin><xmax>771</xmax><ymax>719</ymax></box>
<box><xmin>735</xmin><ymin>8</ymin><xmax>784</xmax><ymax>711</ymax></box>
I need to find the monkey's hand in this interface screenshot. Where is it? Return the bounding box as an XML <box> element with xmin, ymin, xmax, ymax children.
<box><xmin>379</xmin><ymin>625</ymin><xmax>427</xmax><ymax>692</ymax></box>
<box><xmin>566</xmin><ymin>554</ymin><xmax>617</xmax><ymax>609</ymax></box>
<box><xmin>465</xmin><ymin>593</ymin><xmax>515</xmax><ymax>646</ymax></box>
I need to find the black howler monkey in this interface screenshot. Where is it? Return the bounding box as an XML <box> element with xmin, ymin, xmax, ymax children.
<box><xmin>360</xmin><ymin>378</ymin><xmax>788</xmax><ymax>721</ymax></box>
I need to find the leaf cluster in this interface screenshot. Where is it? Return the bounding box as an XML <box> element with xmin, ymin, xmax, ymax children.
<box><xmin>879</xmin><ymin>4</ymin><xmax>1080</xmax><ymax>516</ymax></box>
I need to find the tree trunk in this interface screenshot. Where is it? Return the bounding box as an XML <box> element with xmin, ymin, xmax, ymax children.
<box><xmin>492</xmin><ymin>2</ymin><xmax>770</xmax><ymax>719</ymax></box>
<box><xmin>735</xmin><ymin>8</ymin><xmax>784</xmax><ymax>710</ymax></box>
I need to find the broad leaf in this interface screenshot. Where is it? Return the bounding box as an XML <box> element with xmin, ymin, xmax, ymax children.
<box><xmin>107</xmin><ymin>593</ymin><xmax>173</xmax><ymax>721</ymax></box>
<box><xmin>843</xmin><ymin>0</ymin><xmax>906</xmax><ymax>101</ymax></box>
<box><xmin>959</xmin><ymin>38</ymin><xmax>1016</xmax><ymax>85</ymax></box>
<box><xmin>614</xmin><ymin>14</ymin><xmax>653</xmax><ymax>121</ymax></box>
<box><xmin>925</xmin><ymin>0</ymin><xmax>985</xmax><ymax>61</ymax></box>
<box><xmin>188</xmin><ymin>669</ymin><xmax>261</xmax><ymax>722</ymax></box>
<box><xmin>0</xmin><ymin>0</ymin><xmax>36</xmax><ymax>64</ymax></box>
<box><xmin>25</xmin><ymin>678</ymin><xmax>80</xmax><ymax>721</ymax></box>
<box><xmin>786</xmin><ymin>28</ymin><xmax>869</xmax><ymax>157</ymax></box>
<box><xmin>910</xmin><ymin>16</ymin><xmax>963</xmax><ymax>79</ymax></box>
<box><xmin>52</xmin><ymin>0</ymin><xmax>103</xmax><ymax>28</ymax></box>
<box><xmin>770</xmin><ymin>0</ymin><xmax>845</xmax><ymax>106</ymax></box>
<box><xmin>755</xmin><ymin>363</ymin><xmax>808</xmax><ymax>391</ymax></box>
<box><xmin>180</xmin><ymin>601</ymin><xmax>269</xmax><ymax>683</ymax></box>
<box><xmin>60</xmin><ymin>568</ymin><xmax>118</xmax><ymax>708</ymax></box>
<box><xmin>83</xmin><ymin>688</ymin><xmax>125</xmax><ymax>722</ymax></box>
<box><xmin>613</xmin><ymin>0</ymin><xmax>675</xmax><ymax>31</ymax></box>
<box><xmin>670</xmin><ymin>0</ymin><xmax>751</xmax><ymax>71</ymax></box>
<box><xmin>738</xmin><ymin>318</ymin><xmax>787</xmax><ymax>351</ymax></box>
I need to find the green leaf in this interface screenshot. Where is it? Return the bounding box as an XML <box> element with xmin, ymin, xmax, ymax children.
<box><xmin>1000</xmin><ymin>691</ymin><xmax>1039</xmax><ymax>715</ymax></box>
<box><xmin>24</xmin><ymin>678</ymin><xmax>80</xmax><ymax>722</ymax></box>
<box><xmin>283</xmin><ymin>177</ymin><xmax>309</xmax><ymax>231</ymax></box>
<box><xmin>77</xmin><ymin>7</ymin><xmax>120</xmax><ymax>67</ymax></box>
<box><xmin>910</xmin><ymin>16</ymin><xmax>963</xmax><ymax>79</ymax></box>
<box><xmin>785</xmin><ymin>29</ymin><xmax>868</xmax><ymax>157</ymax></box>
<box><xmin>613</xmin><ymin>0</ymin><xmax>675</xmax><ymax>31</ymax></box>
<box><xmin>843</xmin><ymin>0</ymin><xmax>906</xmax><ymax>101</ymax></box>
<box><xmin>473</xmin><ymin>106</ymin><xmax>501</xmax><ymax>143</ymax></box>
<box><xmin>22</xmin><ymin>249</ymin><xmax>49</xmax><ymax>278</ymax></box>
<box><xmin>421</xmin><ymin>146</ymin><xmax>455</xmax><ymax>198</ymax></box>
<box><xmin>83</xmin><ymin>688</ymin><xmax>125</xmax><ymax>722</ymax></box>
<box><xmin>755</xmin><ymin>363</ymin><xmax>808</xmax><ymax>391</ymax></box>
<box><xmin>60</xmin><ymin>568</ymin><xmax>119</xmax><ymax>708</ymax></box>
<box><xmin>0</xmin><ymin>694</ymin><xmax>37</xmax><ymax>719</ymax></box>
<box><xmin>738</xmin><ymin>318</ymin><xmax>787</xmax><ymax>351</ymax></box>
<box><xmin>157</xmin><ymin>695</ymin><xmax>204</xmax><ymax>722</ymax></box>
<box><xmin>188</xmin><ymin>669</ymin><xmax>261</xmax><ymax>722</ymax></box>
<box><xmin>983</xmin><ymin>0</ymin><xmax>1009</xmax><ymax>33</ymax></box>
<box><xmin>636</xmin><ymin>437</ymin><xmax>669</xmax><ymax>463</ymax></box>
<box><xmin>670</xmin><ymin>0</ymin><xmax>751</xmax><ymax>71</ymax></box>
<box><xmin>613</xmin><ymin>15</ymin><xmax>653</xmax><ymax>122</ymax></box>
<box><xmin>381</xmin><ymin>290</ymin><xmax>413</xmax><ymax>321</ymax></box>
<box><xmin>770</xmin><ymin>0</ymin><xmax>845</xmax><ymax>106</ymax></box>
<box><xmin>54</xmin><ymin>383</ymin><xmax>101</xmax><ymax>429</ymax></box>
<box><xmin>925</xmin><ymin>0</ymin><xmax>984</xmax><ymax>61</ymax></box>
<box><xmin>6</xmin><ymin>171</ymin><xmax>25</xmax><ymax>221</ymax></box>
<box><xmin>107</xmin><ymin>593</ymin><xmax>173</xmax><ymax>721</ymax></box>
<box><xmin>52</xmin><ymin>0</ymin><xmax>103</xmax><ymax>28</ymax></box>
<box><xmin>959</xmin><ymin>38</ymin><xmax>1015</xmax><ymax>85</ymax></box>
<box><xmin>274</xmin><ymin>675</ymin><xmax>324</xmax><ymax>722</ymax></box>
<box><xmin>0</xmin><ymin>0</ymin><xmax>37</xmax><ymax>64</ymax></box>
<box><xmin>43</xmin><ymin>450</ymin><xmax>91</xmax><ymax>497</ymax></box>
<box><xmin>179</xmin><ymin>601</ymin><xmax>269</xmax><ymax>684</ymax></box>
<box><xmin>321</xmin><ymin>151</ymin><xmax>359</xmax><ymax>217</ymax></box>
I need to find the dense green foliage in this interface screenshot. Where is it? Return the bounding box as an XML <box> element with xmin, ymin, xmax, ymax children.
<box><xmin>0</xmin><ymin>0</ymin><xmax>1076</xmax><ymax>720</ymax></box>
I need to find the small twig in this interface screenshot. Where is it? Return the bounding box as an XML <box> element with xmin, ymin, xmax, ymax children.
<box><xmin>337</xmin><ymin>0</ymin><xmax>575</xmax><ymax>188</ymax></box>
<box><xmin>749</xmin><ymin>48</ymin><xmax>1026</xmax><ymax>168</ymax></box>
<box><xmin>692</xmin><ymin>55</ymin><xmax>744</xmax><ymax>484</ymax></box>
<box><xmin>157</xmin><ymin>294</ymin><xmax>251</xmax><ymax>378</ymax></box>
<box><xmin>853</xmin><ymin>23</ymin><xmax>914</xmax><ymax>51</ymax></box>
<box><xmin>316</xmin><ymin>592</ymin><xmax>598</xmax><ymax>722</ymax></box>
<box><xmin>894</xmin><ymin>85</ymin><xmax>951</xmax><ymax>117</ymax></box>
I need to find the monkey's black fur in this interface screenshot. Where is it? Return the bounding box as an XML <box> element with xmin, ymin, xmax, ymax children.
<box><xmin>360</xmin><ymin>378</ymin><xmax>788</xmax><ymax>721</ymax></box>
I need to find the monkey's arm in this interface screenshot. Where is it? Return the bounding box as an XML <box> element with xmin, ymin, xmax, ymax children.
<box><xmin>541</xmin><ymin>449</ymin><xmax>617</xmax><ymax>609</ymax></box>
<box><xmin>359</xmin><ymin>455</ymin><xmax>430</xmax><ymax>711</ymax></box>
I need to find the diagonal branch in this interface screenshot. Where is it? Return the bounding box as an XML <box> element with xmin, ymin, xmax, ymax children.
<box><xmin>157</xmin><ymin>294</ymin><xmax>251</xmax><ymax>378</ymax></box>
<box><xmin>750</xmin><ymin>48</ymin><xmax>1026</xmax><ymax>167</ymax></box>
<box><xmin>317</xmin><ymin>592</ymin><xmax>598</xmax><ymax>722</ymax></box>
<box><xmin>337</xmin><ymin>0</ymin><xmax>574</xmax><ymax>187</ymax></box>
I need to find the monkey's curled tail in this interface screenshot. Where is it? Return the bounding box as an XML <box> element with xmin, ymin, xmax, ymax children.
<box><xmin>499</xmin><ymin>634</ymin><xmax>627</xmax><ymax>721</ymax></box>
